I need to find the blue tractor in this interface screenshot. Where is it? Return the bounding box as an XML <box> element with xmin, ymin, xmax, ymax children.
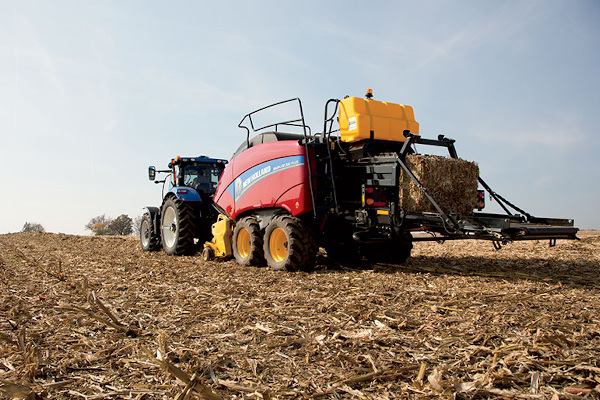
<box><xmin>140</xmin><ymin>156</ymin><xmax>228</xmax><ymax>255</ymax></box>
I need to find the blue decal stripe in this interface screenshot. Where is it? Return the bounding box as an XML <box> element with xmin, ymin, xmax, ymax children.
<box><xmin>226</xmin><ymin>155</ymin><xmax>306</xmax><ymax>203</ymax></box>
<box><xmin>235</xmin><ymin>161</ymin><xmax>304</xmax><ymax>202</ymax></box>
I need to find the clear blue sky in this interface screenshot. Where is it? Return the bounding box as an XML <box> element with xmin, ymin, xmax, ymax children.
<box><xmin>1</xmin><ymin>0</ymin><xmax>599</xmax><ymax>234</ymax></box>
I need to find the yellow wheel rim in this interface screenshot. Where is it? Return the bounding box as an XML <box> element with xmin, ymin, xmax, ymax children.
<box><xmin>269</xmin><ymin>227</ymin><xmax>288</xmax><ymax>262</ymax></box>
<box><xmin>236</xmin><ymin>228</ymin><xmax>251</xmax><ymax>259</ymax></box>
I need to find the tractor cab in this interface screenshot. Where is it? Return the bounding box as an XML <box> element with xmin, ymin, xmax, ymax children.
<box><xmin>148</xmin><ymin>156</ymin><xmax>227</xmax><ymax>200</ymax></box>
<box><xmin>174</xmin><ymin>160</ymin><xmax>223</xmax><ymax>195</ymax></box>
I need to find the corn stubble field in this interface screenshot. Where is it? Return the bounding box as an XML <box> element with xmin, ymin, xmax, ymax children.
<box><xmin>1</xmin><ymin>232</ymin><xmax>599</xmax><ymax>400</ymax></box>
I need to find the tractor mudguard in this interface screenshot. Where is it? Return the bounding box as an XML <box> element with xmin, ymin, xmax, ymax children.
<box><xmin>167</xmin><ymin>187</ymin><xmax>202</xmax><ymax>202</ymax></box>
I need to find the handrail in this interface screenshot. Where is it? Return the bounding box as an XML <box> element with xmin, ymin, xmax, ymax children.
<box><xmin>237</xmin><ymin>98</ymin><xmax>310</xmax><ymax>147</ymax></box>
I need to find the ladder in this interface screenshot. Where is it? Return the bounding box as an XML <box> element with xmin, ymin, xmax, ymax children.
<box><xmin>303</xmin><ymin>99</ymin><xmax>340</xmax><ymax>217</ymax></box>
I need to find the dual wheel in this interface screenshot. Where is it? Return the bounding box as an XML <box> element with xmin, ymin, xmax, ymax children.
<box><xmin>233</xmin><ymin>215</ymin><xmax>316</xmax><ymax>272</ymax></box>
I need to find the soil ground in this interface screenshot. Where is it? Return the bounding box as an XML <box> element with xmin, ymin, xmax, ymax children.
<box><xmin>1</xmin><ymin>231</ymin><xmax>599</xmax><ymax>399</ymax></box>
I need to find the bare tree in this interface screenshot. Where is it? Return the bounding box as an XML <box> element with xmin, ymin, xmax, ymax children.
<box><xmin>109</xmin><ymin>214</ymin><xmax>133</xmax><ymax>236</ymax></box>
<box><xmin>21</xmin><ymin>222</ymin><xmax>45</xmax><ymax>233</ymax></box>
<box><xmin>85</xmin><ymin>215</ymin><xmax>112</xmax><ymax>235</ymax></box>
<box><xmin>86</xmin><ymin>214</ymin><xmax>134</xmax><ymax>236</ymax></box>
<box><xmin>132</xmin><ymin>215</ymin><xmax>143</xmax><ymax>235</ymax></box>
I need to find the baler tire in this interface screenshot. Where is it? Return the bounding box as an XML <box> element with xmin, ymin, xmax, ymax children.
<box><xmin>160</xmin><ymin>196</ymin><xmax>196</xmax><ymax>256</ymax></box>
<box><xmin>361</xmin><ymin>234</ymin><xmax>413</xmax><ymax>265</ymax></box>
<box><xmin>140</xmin><ymin>213</ymin><xmax>161</xmax><ymax>252</ymax></box>
<box><xmin>392</xmin><ymin>236</ymin><xmax>413</xmax><ymax>264</ymax></box>
<box><xmin>232</xmin><ymin>217</ymin><xmax>264</xmax><ymax>266</ymax></box>
<box><xmin>264</xmin><ymin>215</ymin><xmax>317</xmax><ymax>272</ymax></box>
<box><xmin>325</xmin><ymin>242</ymin><xmax>363</xmax><ymax>269</ymax></box>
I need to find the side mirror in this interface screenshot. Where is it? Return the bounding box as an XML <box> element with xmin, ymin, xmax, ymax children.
<box><xmin>148</xmin><ymin>166</ymin><xmax>156</xmax><ymax>181</ymax></box>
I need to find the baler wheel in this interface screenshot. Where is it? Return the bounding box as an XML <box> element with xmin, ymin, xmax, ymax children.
<box><xmin>264</xmin><ymin>215</ymin><xmax>317</xmax><ymax>272</ymax></box>
<box><xmin>360</xmin><ymin>234</ymin><xmax>413</xmax><ymax>265</ymax></box>
<box><xmin>232</xmin><ymin>217</ymin><xmax>264</xmax><ymax>266</ymax></box>
<box><xmin>160</xmin><ymin>196</ymin><xmax>196</xmax><ymax>255</ymax></box>
<box><xmin>140</xmin><ymin>213</ymin><xmax>161</xmax><ymax>251</ymax></box>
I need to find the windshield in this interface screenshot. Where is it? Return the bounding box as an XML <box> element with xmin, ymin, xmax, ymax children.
<box><xmin>180</xmin><ymin>163</ymin><xmax>224</xmax><ymax>194</ymax></box>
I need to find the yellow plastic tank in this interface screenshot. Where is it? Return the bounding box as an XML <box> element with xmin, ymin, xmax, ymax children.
<box><xmin>338</xmin><ymin>96</ymin><xmax>419</xmax><ymax>143</ymax></box>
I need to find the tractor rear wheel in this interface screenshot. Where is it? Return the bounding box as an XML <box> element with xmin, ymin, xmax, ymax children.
<box><xmin>140</xmin><ymin>213</ymin><xmax>160</xmax><ymax>251</ymax></box>
<box><xmin>160</xmin><ymin>196</ymin><xmax>196</xmax><ymax>255</ymax></box>
<box><xmin>232</xmin><ymin>216</ymin><xmax>264</xmax><ymax>266</ymax></box>
<box><xmin>264</xmin><ymin>215</ymin><xmax>316</xmax><ymax>272</ymax></box>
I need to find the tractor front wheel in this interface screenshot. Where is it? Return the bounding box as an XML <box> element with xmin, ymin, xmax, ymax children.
<box><xmin>160</xmin><ymin>196</ymin><xmax>196</xmax><ymax>255</ymax></box>
<box><xmin>232</xmin><ymin>216</ymin><xmax>264</xmax><ymax>266</ymax></box>
<box><xmin>140</xmin><ymin>213</ymin><xmax>161</xmax><ymax>251</ymax></box>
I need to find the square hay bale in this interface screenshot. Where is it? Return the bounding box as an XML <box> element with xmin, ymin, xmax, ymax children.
<box><xmin>399</xmin><ymin>154</ymin><xmax>479</xmax><ymax>215</ymax></box>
